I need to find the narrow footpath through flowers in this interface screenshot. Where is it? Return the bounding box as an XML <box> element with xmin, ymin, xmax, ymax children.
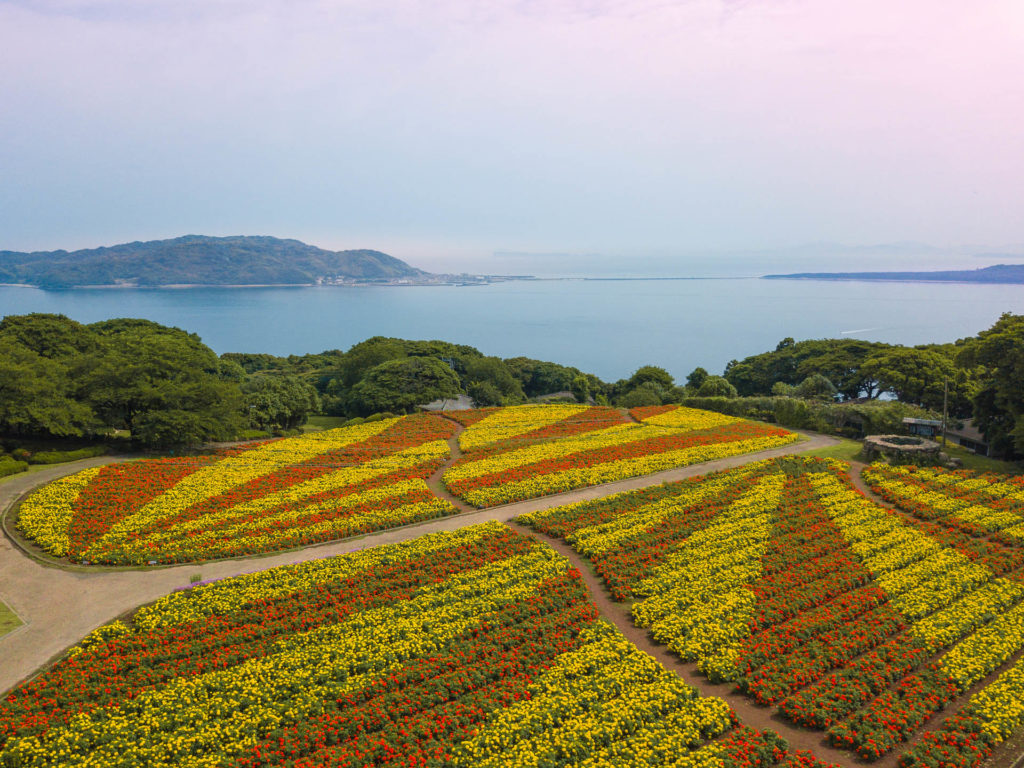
<box><xmin>0</xmin><ymin>424</ymin><xmax>836</xmax><ymax>696</ymax></box>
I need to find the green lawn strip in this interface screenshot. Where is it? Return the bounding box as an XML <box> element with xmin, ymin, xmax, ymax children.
<box><xmin>937</xmin><ymin>441</ymin><xmax>1021</xmax><ymax>474</ymax></box>
<box><xmin>0</xmin><ymin>599</ymin><xmax>23</xmax><ymax>638</ymax></box>
<box><xmin>305</xmin><ymin>415</ymin><xmax>348</xmax><ymax>429</ymax></box>
<box><xmin>802</xmin><ymin>438</ymin><xmax>865</xmax><ymax>462</ymax></box>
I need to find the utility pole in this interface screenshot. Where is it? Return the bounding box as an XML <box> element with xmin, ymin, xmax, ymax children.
<box><xmin>941</xmin><ymin>379</ymin><xmax>948</xmax><ymax>449</ymax></box>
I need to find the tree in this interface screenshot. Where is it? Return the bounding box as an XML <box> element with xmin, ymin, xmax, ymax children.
<box><xmin>347</xmin><ymin>357</ymin><xmax>462</xmax><ymax>415</ymax></box>
<box><xmin>628</xmin><ymin>365</ymin><xmax>674</xmax><ymax>391</ymax></box>
<box><xmin>79</xmin><ymin>320</ymin><xmax>244</xmax><ymax>446</ymax></box>
<box><xmin>243</xmin><ymin>374</ymin><xmax>321</xmax><ymax>431</ymax></box>
<box><xmin>795</xmin><ymin>374</ymin><xmax>838</xmax><ymax>401</ymax></box>
<box><xmin>860</xmin><ymin>348</ymin><xmax>956</xmax><ymax>410</ymax></box>
<box><xmin>0</xmin><ymin>339</ymin><xmax>96</xmax><ymax>437</ymax></box>
<box><xmin>505</xmin><ymin>358</ymin><xmax>577</xmax><ymax>397</ymax></box>
<box><xmin>959</xmin><ymin>313</ymin><xmax>1024</xmax><ymax>455</ymax></box>
<box><xmin>697</xmin><ymin>376</ymin><xmax>738</xmax><ymax>398</ymax></box>
<box><xmin>0</xmin><ymin>313</ymin><xmax>98</xmax><ymax>360</ymax></box>
<box><xmin>619</xmin><ymin>386</ymin><xmax>663</xmax><ymax>409</ymax></box>
<box><xmin>335</xmin><ymin>337</ymin><xmax>408</xmax><ymax>388</ymax></box>
<box><xmin>570</xmin><ymin>375</ymin><xmax>591</xmax><ymax>404</ymax></box>
<box><xmin>463</xmin><ymin>356</ymin><xmax>525</xmax><ymax>404</ymax></box>
<box><xmin>468</xmin><ymin>381</ymin><xmax>504</xmax><ymax>407</ymax></box>
<box><xmin>685</xmin><ymin>367</ymin><xmax>709</xmax><ymax>391</ymax></box>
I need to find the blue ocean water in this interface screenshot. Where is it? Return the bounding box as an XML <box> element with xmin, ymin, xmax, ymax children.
<box><xmin>2</xmin><ymin>278</ymin><xmax>1022</xmax><ymax>381</ymax></box>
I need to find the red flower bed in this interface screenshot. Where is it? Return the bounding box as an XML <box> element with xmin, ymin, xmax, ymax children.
<box><xmin>67</xmin><ymin>458</ymin><xmax>213</xmax><ymax>552</ymax></box>
<box><xmin>449</xmin><ymin>422</ymin><xmax>787</xmax><ymax>497</ymax></box>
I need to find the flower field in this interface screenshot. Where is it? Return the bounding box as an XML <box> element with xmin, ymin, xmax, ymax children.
<box><xmin>518</xmin><ymin>457</ymin><xmax>1024</xmax><ymax>766</ymax></box>
<box><xmin>443</xmin><ymin>405</ymin><xmax>796</xmax><ymax>507</ymax></box>
<box><xmin>0</xmin><ymin>523</ymin><xmax>834</xmax><ymax>768</ymax></box>
<box><xmin>862</xmin><ymin>464</ymin><xmax>1024</xmax><ymax>543</ymax></box>
<box><xmin>17</xmin><ymin>414</ymin><xmax>460</xmax><ymax>565</ymax></box>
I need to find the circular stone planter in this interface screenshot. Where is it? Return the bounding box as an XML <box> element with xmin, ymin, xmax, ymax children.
<box><xmin>863</xmin><ymin>434</ymin><xmax>941</xmax><ymax>462</ymax></box>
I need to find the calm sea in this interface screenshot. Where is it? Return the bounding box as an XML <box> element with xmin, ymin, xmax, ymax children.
<box><xmin>2</xmin><ymin>279</ymin><xmax>1022</xmax><ymax>381</ymax></box>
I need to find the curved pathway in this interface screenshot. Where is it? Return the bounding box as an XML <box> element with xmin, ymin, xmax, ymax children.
<box><xmin>0</xmin><ymin>429</ymin><xmax>836</xmax><ymax>695</ymax></box>
<box><xmin>507</xmin><ymin>521</ymin><xmax>864</xmax><ymax>768</ymax></box>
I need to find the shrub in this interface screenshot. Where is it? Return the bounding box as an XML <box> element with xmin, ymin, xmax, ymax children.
<box><xmin>0</xmin><ymin>456</ymin><xmax>28</xmax><ymax>478</ymax></box>
<box><xmin>697</xmin><ymin>376</ymin><xmax>739</xmax><ymax>398</ymax></box>
<box><xmin>28</xmin><ymin>446</ymin><xmax>108</xmax><ymax>465</ymax></box>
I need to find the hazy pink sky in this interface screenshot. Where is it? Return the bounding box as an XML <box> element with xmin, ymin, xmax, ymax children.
<box><xmin>1</xmin><ymin>0</ymin><xmax>1022</xmax><ymax>271</ymax></box>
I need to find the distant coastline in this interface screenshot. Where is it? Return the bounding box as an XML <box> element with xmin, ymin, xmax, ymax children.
<box><xmin>763</xmin><ymin>263</ymin><xmax>1024</xmax><ymax>285</ymax></box>
<box><xmin>0</xmin><ymin>276</ymin><xmax>536</xmax><ymax>290</ymax></box>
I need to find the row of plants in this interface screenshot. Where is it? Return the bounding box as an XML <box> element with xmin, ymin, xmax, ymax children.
<box><xmin>15</xmin><ymin>406</ymin><xmax>796</xmax><ymax>565</ymax></box>
<box><xmin>444</xmin><ymin>406</ymin><xmax>795</xmax><ymax>507</ymax></box>
<box><xmin>16</xmin><ymin>414</ymin><xmax>458</xmax><ymax>564</ymax></box>
<box><xmin>862</xmin><ymin>464</ymin><xmax>1024</xmax><ymax>542</ymax></box>
<box><xmin>517</xmin><ymin>456</ymin><xmax>1024</xmax><ymax>765</ymax></box>
<box><xmin>0</xmin><ymin>522</ymin><xmax>833</xmax><ymax>768</ymax></box>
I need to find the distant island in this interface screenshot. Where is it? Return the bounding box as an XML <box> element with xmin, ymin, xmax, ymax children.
<box><xmin>763</xmin><ymin>264</ymin><xmax>1024</xmax><ymax>284</ymax></box>
<box><xmin>0</xmin><ymin>235</ymin><xmax>528</xmax><ymax>289</ymax></box>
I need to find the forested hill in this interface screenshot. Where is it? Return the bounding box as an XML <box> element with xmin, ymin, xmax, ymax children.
<box><xmin>0</xmin><ymin>235</ymin><xmax>428</xmax><ymax>288</ymax></box>
<box><xmin>763</xmin><ymin>264</ymin><xmax>1024</xmax><ymax>284</ymax></box>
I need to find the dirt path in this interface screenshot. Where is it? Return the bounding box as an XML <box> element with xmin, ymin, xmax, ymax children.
<box><xmin>509</xmin><ymin>521</ymin><xmax>869</xmax><ymax>768</ymax></box>
<box><xmin>0</xmin><ymin>429</ymin><xmax>837</xmax><ymax>695</ymax></box>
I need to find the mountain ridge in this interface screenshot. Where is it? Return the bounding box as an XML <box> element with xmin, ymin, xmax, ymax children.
<box><xmin>0</xmin><ymin>235</ymin><xmax>429</xmax><ymax>289</ymax></box>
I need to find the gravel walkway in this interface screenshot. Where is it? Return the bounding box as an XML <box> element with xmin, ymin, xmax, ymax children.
<box><xmin>0</xmin><ymin>430</ymin><xmax>837</xmax><ymax>694</ymax></box>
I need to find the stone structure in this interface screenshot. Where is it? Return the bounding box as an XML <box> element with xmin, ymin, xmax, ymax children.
<box><xmin>862</xmin><ymin>434</ymin><xmax>942</xmax><ymax>462</ymax></box>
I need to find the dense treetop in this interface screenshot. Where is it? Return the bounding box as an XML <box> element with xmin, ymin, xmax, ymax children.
<box><xmin>2</xmin><ymin>311</ymin><xmax>1023</xmax><ymax>459</ymax></box>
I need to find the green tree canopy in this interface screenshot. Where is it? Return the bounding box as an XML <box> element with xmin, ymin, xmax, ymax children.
<box><xmin>697</xmin><ymin>376</ymin><xmax>738</xmax><ymax>398</ymax></box>
<box><xmin>463</xmin><ymin>356</ymin><xmax>525</xmax><ymax>404</ymax></box>
<box><xmin>860</xmin><ymin>348</ymin><xmax>957</xmax><ymax>411</ymax></box>
<box><xmin>685</xmin><ymin>367</ymin><xmax>709</xmax><ymax>391</ymax></box>
<box><xmin>0</xmin><ymin>313</ymin><xmax>99</xmax><ymax>360</ymax></box>
<box><xmin>628</xmin><ymin>365</ymin><xmax>674</xmax><ymax>391</ymax></box>
<box><xmin>243</xmin><ymin>374</ymin><xmax>321</xmax><ymax>431</ymax></box>
<box><xmin>0</xmin><ymin>338</ymin><xmax>96</xmax><ymax>437</ymax></box>
<box><xmin>795</xmin><ymin>373</ymin><xmax>838</xmax><ymax>401</ymax></box>
<box><xmin>347</xmin><ymin>357</ymin><xmax>462</xmax><ymax>415</ymax></box>
<box><xmin>959</xmin><ymin>313</ymin><xmax>1024</xmax><ymax>455</ymax></box>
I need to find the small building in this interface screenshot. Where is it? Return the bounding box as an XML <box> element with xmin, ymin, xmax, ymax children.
<box><xmin>902</xmin><ymin>417</ymin><xmax>943</xmax><ymax>438</ymax></box>
<box><xmin>946</xmin><ymin>419</ymin><xmax>991</xmax><ymax>456</ymax></box>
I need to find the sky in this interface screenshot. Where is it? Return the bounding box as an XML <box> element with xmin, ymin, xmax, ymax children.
<box><xmin>2</xmin><ymin>0</ymin><xmax>1023</xmax><ymax>274</ymax></box>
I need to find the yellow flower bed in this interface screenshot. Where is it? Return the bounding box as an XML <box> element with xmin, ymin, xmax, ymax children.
<box><xmin>99</xmin><ymin>419</ymin><xmax>399</xmax><ymax>548</ymax></box>
<box><xmin>963</xmin><ymin>656</ymin><xmax>1024</xmax><ymax>741</ymax></box>
<box><xmin>134</xmin><ymin>522</ymin><xmax>511</xmax><ymax>629</ymax></box>
<box><xmin>565</xmin><ymin>469</ymin><xmax>757</xmax><ymax>557</ymax></box>
<box><xmin>451</xmin><ymin>620</ymin><xmax>734</xmax><ymax>768</ymax></box>
<box><xmin>631</xmin><ymin>475</ymin><xmax>785</xmax><ymax>682</ymax></box>
<box><xmin>460</xmin><ymin>434</ymin><xmax>793</xmax><ymax>508</ymax></box>
<box><xmin>458</xmin><ymin>403</ymin><xmax>589</xmax><ymax>452</ymax></box>
<box><xmin>16</xmin><ymin>467</ymin><xmax>102</xmax><ymax>557</ymax></box>
<box><xmin>6</xmin><ymin>547</ymin><xmax>568</xmax><ymax>768</ymax></box>
<box><xmin>640</xmin><ymin>406</ymin><xmax>739</xmax><ymax>430</ymax></box>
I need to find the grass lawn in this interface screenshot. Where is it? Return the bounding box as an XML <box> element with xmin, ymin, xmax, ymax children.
<box><xmin>0</xmin><ymin>463</ymin><xmax>52</xmax><ymax>487</ymax></box>
<box><xmin>301</xmin><ymin>415</ymin><xmax>348</xmax><ymax>432</ymax></box>
<box><xmin>802</xmin><ymin>435</ymin><xmax>1020</xmax><ymax>474</ymax></box>
<box><xmin>939</xmin><ymin>441</ymin><xmax>1021</xmax><ymax>474</ymax></box>
<box><xmin>804</xmin><ymin>438</ymin><xmax>866</xmax><ymax>462</ymax></box>
<box><xmin>0</xmin><ymin>600</ymin><xmax>22</xmax><ymax>638</ymax></box>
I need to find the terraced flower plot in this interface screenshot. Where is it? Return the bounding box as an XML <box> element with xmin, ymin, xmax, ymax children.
<box><xmin>518</xmin><ymin>457</ymin><xmax>1024</xmax><ymax>767</ymax></box>
<box><xmin>443</xmin><ymin>404</ymin><xmax>796</xmax><ymax>507</ymax></box>
<box><xmin>863</xmin><ymin>463</ymin><xmax>1024</xmax><ymax>542</ymax></box>
<box><xmin>0</xmin><ymin>523</ymin><xmax>836</xmax><ymax>768</ymax></box>
<box><xmin>17</xmin><ymin>414</ymin><xmax>459</xmax><ymax>564</ymax></box>
<box><xmin>15</xmin><ymin>405</ymin><xmax>794</xmax><ymax>565</ymax></box>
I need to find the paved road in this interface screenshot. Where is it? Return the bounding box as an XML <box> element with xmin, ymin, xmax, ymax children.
<box><xmin>0</xmin><ymin>430</ymin><xmax>837</xmax><ymax>694</ymax></box>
